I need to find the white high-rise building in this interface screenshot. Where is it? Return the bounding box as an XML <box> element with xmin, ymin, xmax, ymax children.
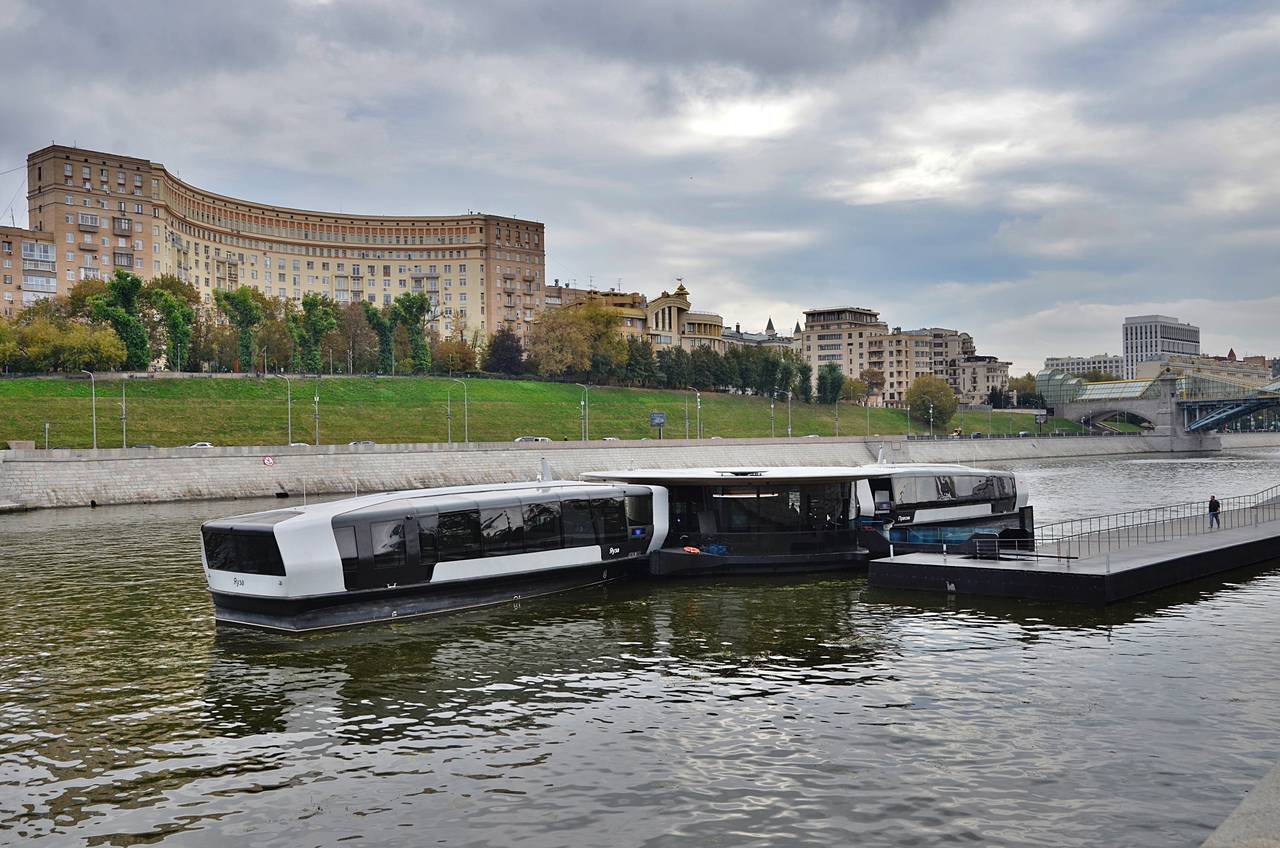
<box><xmin>1043</xmin><ymin>353</ymin><xmax>1123</xmax><ymax>377</ymax></box>
<box><xmin>1122</xmin><ymin>315</ymin><xmax>1200</xmax><ymax>379</ymax></box>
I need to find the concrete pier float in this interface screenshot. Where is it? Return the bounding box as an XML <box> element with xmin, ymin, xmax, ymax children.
<box><xmin>868</xmin><ymin>509</ymin><xmax>1280</xmax><ymax>604</ymax></box>
<box><xmin>1202</xmin><ymin>762</ymin><xmax>1280</xmax><ymax>847</ymax></box>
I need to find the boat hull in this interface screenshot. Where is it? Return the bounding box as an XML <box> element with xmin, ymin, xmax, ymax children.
<box><xmin>212</xmin><ymin>560</ymin><xmax>646</xmax><ymax>632</ymax></box>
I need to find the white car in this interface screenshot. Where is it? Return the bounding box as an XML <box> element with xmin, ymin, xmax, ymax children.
<box><xmin>188</xmin><ymin>441</ymin><xmax>214</xmax><ymax>448</ymax></box>
<box><xmin>513</xmin><ymin>436</ymin><xmax>552</xmax><ymax>443</ymax></box>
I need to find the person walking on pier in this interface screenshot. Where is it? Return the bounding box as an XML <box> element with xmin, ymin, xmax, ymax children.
<box><xmin>1208</xmin><ymin>495</ymin><xmax>1221</xmax><ymax>529</ymax></box>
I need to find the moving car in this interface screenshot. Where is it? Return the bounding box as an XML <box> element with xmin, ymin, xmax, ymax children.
<box><xmin>514</xmin><ymin>436</ymin><xmax>552</xmax><ymax>443</ymax></box>
<box><xmin>189</xmin><ymin>442</ymin><xmax>214</xmax><ymax>448</ymax></box>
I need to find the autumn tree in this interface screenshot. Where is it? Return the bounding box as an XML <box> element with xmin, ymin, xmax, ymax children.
<box><xmin>434</xmin><ymin>330</ymin><xmax>476</xmax><ymax>373</ymax></box>
<box><xmin>905</xmin><ymin>374</ymin><xmax>958</xmax><ymax>429</ymax></box>
<box><xmin>816</xmin><ymin>363</ymin><xmax>845</xmax><ymax>404</ymax></box>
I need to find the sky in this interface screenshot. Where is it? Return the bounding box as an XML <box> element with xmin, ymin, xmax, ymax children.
<box><xmin>1</xmin><ymin>0</ymin><xmax>1277</xmax><ymax>374</ymax></box>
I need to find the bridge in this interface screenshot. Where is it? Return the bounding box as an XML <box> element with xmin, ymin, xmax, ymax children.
<box><xmin>1038</xmin><ymin>369</ymin><xmax>1280</xmax><ymax>450</ymax></box>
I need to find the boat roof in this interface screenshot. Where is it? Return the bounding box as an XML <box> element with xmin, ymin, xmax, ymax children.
<box><xmin>204</xmin><ymin>479</ymin><xmax>631</xmax><ymax>528</ymax></box>
<box><xmin>582</xmin><ymin>464</ymin><xmax>1011</xmax><ymax>485</ymax></box>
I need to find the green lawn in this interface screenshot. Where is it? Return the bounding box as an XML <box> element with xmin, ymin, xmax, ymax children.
<box><xmin>0</xmin><ymin>376</ymin><xmax>1084</xmax><ymax>448</ymax></box>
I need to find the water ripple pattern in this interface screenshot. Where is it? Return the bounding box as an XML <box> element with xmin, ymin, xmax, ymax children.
<box><xmin>1</xmin><ymin>452</ymin><xmax>1279</xmax><ymax>846</ymax></box>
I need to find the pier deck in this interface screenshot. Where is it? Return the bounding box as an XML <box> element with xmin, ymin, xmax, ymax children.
<box><xmin>868</xmin><ymin>512</ymin><xmax>1280</xmax><ymax>603</ymax></box>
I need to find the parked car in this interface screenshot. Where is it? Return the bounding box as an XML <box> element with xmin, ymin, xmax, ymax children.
<box><xmin>1017</xmin><ymin>431</ymin><xmax>1032</xmax><ymax>438</ymax></box>
<box><xmin>347</xmin><ymin>440</ymin><xmax>376</xmax><ymax>446</ymax></box>
<box><xmin>289</xmin><ymin>442</ymin><xmax>310</xmax><ymax>447</ymax></box>
<box><xmin>513</xmin><ymin>436</ymin><xmax>551</xmax><ymax>443</ymax></box>
<box><xmin>602</xmin><ymin>436</ymin><xmax>620</xmax><ymax>441</ymax></box>
<box><xmin>131</xmin><ymin>443</ymin><xmax>156</xmax><ymax>449</ymax></box>
<box><xmin>970</xmin><ymin>432</ymin><xmax>985</xmax><ymax>439</ymax></box>
<box><xmin>188</xmin><ymin>441</ymin><xmax>214</xmax><ymax>448</ymax></box>
<box><xmin>804</xmin><ymin>434</ymin><xmax>821</xmax><ymax>438</ymax></box>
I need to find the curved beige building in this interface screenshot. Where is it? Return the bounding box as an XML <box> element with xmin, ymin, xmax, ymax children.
<box><xmin>24</xmin><ymin>145</ymin><xmax>545</xmax><ymax>338</ymax></box>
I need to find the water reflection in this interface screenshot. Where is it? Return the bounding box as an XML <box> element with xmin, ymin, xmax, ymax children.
<box><xmin>2</xmin><ymin>452</ymin><xmax>1280</xmax><ymax>846</ymax></box>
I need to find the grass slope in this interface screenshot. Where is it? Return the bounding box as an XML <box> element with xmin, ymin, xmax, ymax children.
<box><xmin>0</xmin><ymin>376</ymin><xmax>1083</xmax><ymax>448</ymax></box>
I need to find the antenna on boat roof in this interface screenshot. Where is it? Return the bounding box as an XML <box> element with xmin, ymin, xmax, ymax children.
<box><xmin>877</xmin><ymin>446</ymin><xmax>887</xmax><ymax>465</ymax></box>
<box><xmin>538</xmin><ymin>456</ymin><xmax>552</xmax><ymax>482</ymax></box>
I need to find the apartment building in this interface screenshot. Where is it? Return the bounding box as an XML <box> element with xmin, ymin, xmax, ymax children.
<box><xmin>722</xmin><ymin>317</ymin><xmax>798</xmax><ymax>351</ymax></box>
<box><xmin>1122</xmin><ymin>315</ymin><xmax>1199</xmax><ymax>379</ymax></box>
<box><xmin>1134</xmin><ymin>351</ymin><xmax>1274</xmax><ymax>387</ymax></box>
<box><xmin>797</xmin><ymin>306</ymin><xmax>889</xmax><ymax>385</ymax></box>
<box><xmin>954</xmin><ymin>355</ymin><xmax>1013</xmax><ymax>405</ymax></box>
<box><xmin>1043</xmin><ymin>353</ymin><xmax>1124</xmax><ymax>377</ymax></box>
<box><xmin>21</xmin><ymin>145</ymin><xmax>545</xmax><ymax>340</ymax></box>
<box><xmin>0</xmin><ymin>225</ymin><xmax>57</xmax><ymax>318</ymax></box>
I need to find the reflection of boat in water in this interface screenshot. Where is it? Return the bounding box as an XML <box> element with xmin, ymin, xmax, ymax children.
<box><xmin>200</xmin><ymin>464</ymin><xmax>1030</xmax><ymax>632</ymax></box>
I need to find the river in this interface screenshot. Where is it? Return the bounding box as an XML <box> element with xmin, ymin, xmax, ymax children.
<box><xmin>1</xmin><ymin>449</ymin><xmax>1278</xmax><ymax>846</ymax></box>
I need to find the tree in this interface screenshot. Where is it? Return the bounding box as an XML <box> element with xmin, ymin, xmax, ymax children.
<box><xmin>214</xmin><ymin>286</ymin><xmax>265</xmax><ymax>372</ymax></box>
<box><xmin>576</xmin><ymin>302</ymin><xmax>627</xmax><ymax>384</ymax></box>
<box><xmin>0</xmin><ymin>319</ymin><xmax>17</xmax><ymax>372</ymax></box>
<box><xmin>905</xmin><ymin>374</ymin><xmax>958</xmax><ymax>429</ymax></box>
<box><xmin>987</xmin><ymin>387</ymin><xmax>1011</xmax><ymax>409</ymax></box>
<box><xmin>623</xmin><ymin>336</ymin><xmax>658</xmax><ymax>386</ymax></box>
<box><xmin>147</xmin><ymin>289</ymin><xmax>195</xmax><ymax>371</ymax></box>
<box><xmin>434</xmin><ymin>330</ymin><xmax>476</xmax><ymax>373</ymax></box>
<box><xmin>327</xmin><ymin>302</ymin><xmax>378</xmax><ymax>374</ymax></box>
<box><xmin>816</xmin><ymin>363</ymin><xmax>845</xmax><ymax>404</ymax></box>
<box><xmin>656</xmin><ymin>346</ymin><xmax>691</xmax><ymax>389</ymax></box>
<box><xmin>527</xmin><ymin>308</ymin><xmax>591</xmax><ymax>379</ymax></box>
<box><xmin>361</xmin><ymin>302</ymin><xmax>397</xmax><ymax>374</ymax></box>
<box><xmin>1009</xmin><ymin>372</ymin><xmax>1037</xmax><ymax>397</ymax></box>
<box><xmin>483</xmin><ymin>325</ymin><xmax>524</xmax><ymax>374</ymax></box>
<box><xmin>689</xmin><ymin>345</ymin><xmax>722</xmax><ymax>390</ymax></box>
<box><xmin>142</xmin><ymin>276</ymin><xmax>199</xmax><ymax>371</ymax></box>
<box><xmin>1080</xmin><ymin>368</ymin><xmax>1119</xmax><ymax>382</ymax></box>
<box><xmin>88</xmin><ymin>270</ymin><xmax>150</xmax><ymax>370</ymax></box>
<box><xmin>288</xmin><ymin>293</ymin><xmax>339</xmax><ymax>374</ymax></box>
<box><xmin>792</xmin><ymin>356</ymin><xmax>813</xmax><ymax>403</ymax></box>
<box><xmin>862</xmin><ymin>368</ymin><xmax>885</xmax><ymax>399</ymax></box>
<box><xmin>4</xmin><ymin>317</ymin><xmax>126</xmax><ymax>372</ymax></box>
<box><xmin>390</xmin><ymin>291</ymin><xmax>433</xmax><ymax>373</ymax></box>
<box><xmin>841</xmin><ymin>377</ymin><xmax>868</xmax><ymax>403</ymax></box>
<box><xmin>65</xmin><ymin>278</ymin><xmax>108</xmax><ymax>320</ymax></box>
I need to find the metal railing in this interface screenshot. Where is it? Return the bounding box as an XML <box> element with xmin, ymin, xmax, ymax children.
<box><xmin>1034</xmin><ymin>484</ymin><xmax>1280</xmax><ymax>561</ymax></box>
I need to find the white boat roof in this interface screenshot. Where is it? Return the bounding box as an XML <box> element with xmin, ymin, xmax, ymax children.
<box><xmin>205</xmin><ymin>479</ymin><xmax>632</xmax><ymax>527</ymax></box>
<box><xmin>582</xmin><ymin>464</ymin><xmax>1011</xmax><ymax>485</ymax></box>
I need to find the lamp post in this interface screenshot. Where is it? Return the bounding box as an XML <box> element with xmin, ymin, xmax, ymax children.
<box><xmin>928</xmin><ymin>401</ymin><xmax>934</xmax><ymax>439</ymax></box>
<box><xmin>261</xmin><ymin>346</ymin><xmax>268</xmax><ymax>376</ymax></box>
<box><xmin>835</xmin><ymin>400</ymin><xmax>840</xmax><ymax>437</ymax></box>
<box><xmin>81</xmin><ymin>370</ymin><xmax>97</xmax><ymax>450</ymax></box>
<box><xmin>272</xmin><ymin>374</ymin><xmax>293</xmax><ymax>444</ymax></box>
<box><xmin>312</xmin><ymin>380</ymin><xmax>320</xmax><ymax>446</ymax></box>
<box><xmin>451</xmin><ymin>378</ymin><xmax>468</xmax><ymax>443</ymax></box>
<box><xmin>446</xmin><ymin>385</ymin><xmax>453</xmax><ymax>443</ymax></box>
<box><xmin>686</xmin><ymin>387</ymin><xmax>701</xmax><ymax>439</ymax></box>
<box><xmin>120</xmin><ymin>380</ymin><xmax>127</xmax><ymax>449</ymax></box>
<box><xmin>575</xmin><ymin>383</ymin><xmax>593</xmax><ymax>441</ymax></box>
<box><xmin>684</xmin><ymin>393</ymin><xmax>690</xmax><ymax>439</ymax></box>
<box><xmin>770</xmin><ymin>396</ymin><xmax>775</xmax><ymax>438</ymax></box>
<box><xmin>786</xmin><ymin>390</ymin><xmax>792</xmax><ymax>437</ymax></box>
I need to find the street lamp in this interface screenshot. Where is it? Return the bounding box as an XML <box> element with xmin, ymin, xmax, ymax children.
<box><xmin>451</xmin><ymin>378</ymin><xmax>468</xmax><ymax>443</ymax></box>
<box><xmin>272</xmin><ymin>374</ymin><xmax>293</xmax><ymax>444</ymax></box>
<box><xmin>120</xmin><ymin>380</ymin><xmax>127</xmax><ymax>449</ymax></box>
<box><xmin>312</xmin><ymin>380</ymin><xmax>320</xmax><ymax>446</ymax></box>
<box><xmin>786</xmin><ymin>390</ymin><xmax>793</xmax><ymax>437</ymax></box>
<box><xmin>928</xmin><ymin>401</ymin><xmax>934</xmax><ymax>439</ymax></box>
<box><xmin>686</xmin><ymin>387</ymin><xmax>701</xmax><ymax>439</ymax></box>
<box><xmin>575</xmin><ymin>383</ymin><xmax>593</xmax><ymax>441</ymax></box>
<box><xmin>770</xmin><ymin>396</ymin><xmax>775</xmax><ymax>438</ymax></box>
<box><xmin>81</xmin><ymin>370</ymin><xmax>97</xmax><ymax>450</ymax></box>
<box><xmin>261</xmin><ymin>345</ymin><xmax>268</xmax><ymax>376</ymax></box>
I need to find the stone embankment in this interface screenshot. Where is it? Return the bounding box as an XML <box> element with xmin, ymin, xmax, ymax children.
<box><xmin>3</xmin><ymin>432</ymin><xmax>1276</xmax><ymax>512</ymax></box>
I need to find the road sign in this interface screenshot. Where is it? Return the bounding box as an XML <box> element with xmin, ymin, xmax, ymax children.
<box><xmin>262</xmin><ymin>456</ymin><xmax>276</xmax><ymax>467</ymax></box>
<box><xmin>649</xmin><ymin>412</ymin><xmax>666</xmax><ymax>427</ymax></box>
<box><xmin>1035</xmin><ymin>414</ymin><xmax>1048</xmax><ymax>424</ymax></box>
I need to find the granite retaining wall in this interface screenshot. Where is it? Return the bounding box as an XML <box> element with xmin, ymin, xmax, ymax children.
<box><xmin>6</xmin><ymin>432</ymin><xmax>1274</xmax><ymax>511</ymax></box>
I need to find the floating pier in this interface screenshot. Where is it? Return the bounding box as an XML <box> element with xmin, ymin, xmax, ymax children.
<box><xmin>869</xmin><ymin>487</ymin><xmax>1280</xmax><ymax>603</ymax></box>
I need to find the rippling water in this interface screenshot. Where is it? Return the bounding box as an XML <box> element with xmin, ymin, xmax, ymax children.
<box><xmin>2</xmin><ymin>450</ymin><xmax>1279</xmax><ymax>846</ymax></box>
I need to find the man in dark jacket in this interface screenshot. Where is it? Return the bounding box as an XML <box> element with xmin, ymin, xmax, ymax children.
<box><xmin>1208</xmin><ymin>495</ymin><xmax>1221</xmax><ymax>529</ymax></box>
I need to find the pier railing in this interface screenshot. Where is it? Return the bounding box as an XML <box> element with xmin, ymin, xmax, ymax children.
<box><xmin>1034</xmin><ymin>484</ymin><xmax>1280</xmax><ymax>560</ymax></box>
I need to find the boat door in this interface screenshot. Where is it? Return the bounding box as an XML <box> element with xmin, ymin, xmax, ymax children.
<box><xmin>337</xmin><ymin>511</ymin><xmax>432</xmax><ymax>590</ymax></box>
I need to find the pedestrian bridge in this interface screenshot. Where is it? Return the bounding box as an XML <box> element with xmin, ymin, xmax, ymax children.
<box><xmin>1038</xmin><ymin>370</ymin><xmax>1280</xmax><ymax>444</ymax></box>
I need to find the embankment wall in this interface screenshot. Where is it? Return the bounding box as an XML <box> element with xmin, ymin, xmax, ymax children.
<box><xmin>4</xmin><ymin>432</ymin><xmax>1274</xmax><ymax>511</ymax></box>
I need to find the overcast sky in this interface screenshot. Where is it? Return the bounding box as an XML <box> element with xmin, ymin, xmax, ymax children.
<box><xmin>2</xmin><ymin>0</ymin><xmax>1277</xmax><ymax>373</ymax></box>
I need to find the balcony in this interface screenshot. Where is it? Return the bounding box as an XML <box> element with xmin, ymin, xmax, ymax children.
<box><xmin>112</xmin><ymin>218</ymin><xmax>133</xmax><ymax>236</ymax></box>
<box><xmin>22</xmin><ymin>259</ymin><xmax>56</xmax><ymax>274</ymax></box>
<box><xmin>522</xmin><ymin>271</ymin><xmax>536</xmax><ymax>282</ymax></box>
<box><xmin>112</xmin><ymin>252</ymin><xmax>134</xmax><ymax>268</ymax></box>
<box><xmin>78</xmin><ymin>218</ymin><xmax>100</xmax><ymax>232</ymax></box>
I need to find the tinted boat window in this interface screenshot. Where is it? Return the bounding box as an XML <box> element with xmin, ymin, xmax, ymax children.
<box><xmin>481</xmin><ymin>507</ymin><xmax>524</xmax><ymax>557</ymax></box>
<box><xmin>524</xmin><ymin>501</ymin><xmax>561</xmax><ymax>552</ymax></box>
<box><xmin>417</xmin><ymin>520</ymin><xmax>438</xmax><ymax>565</ymax></box>
<box><xmin>625</xmin><ymin>494</ymin><xmax>653</xmax><ymax>526</ymax></box>
<box><xmin>562</xmin><ymin>499</ymin><xmax>597</xmax><ymax>547</ymax></box>
<box><xmin>803</xmin><ymin>484</ymin><xmax>845</xmax><ymax>530</ymax></box>
<box><xmin>592</xmin><ymin>497</ymin><xmax>627</xmax><ymax>547</ymax></box>
<box><xmin>438</xmin><ymin>510</ymin><xmax>482</xmax><ymax>561</ymax></box>
<box><xmin>334</xmin><ymin>526</ymin><xmax>359</xmax><ymax>572</ymax></box>
<box><xmin>370</xmin><ymin>521</ymin><xmax>406</xmax><ymax>569</ymax></box>
<box><xmin>202</xmin><ymin>528</ymin><xmax>286</xmax><ymax>576</ymax></box>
